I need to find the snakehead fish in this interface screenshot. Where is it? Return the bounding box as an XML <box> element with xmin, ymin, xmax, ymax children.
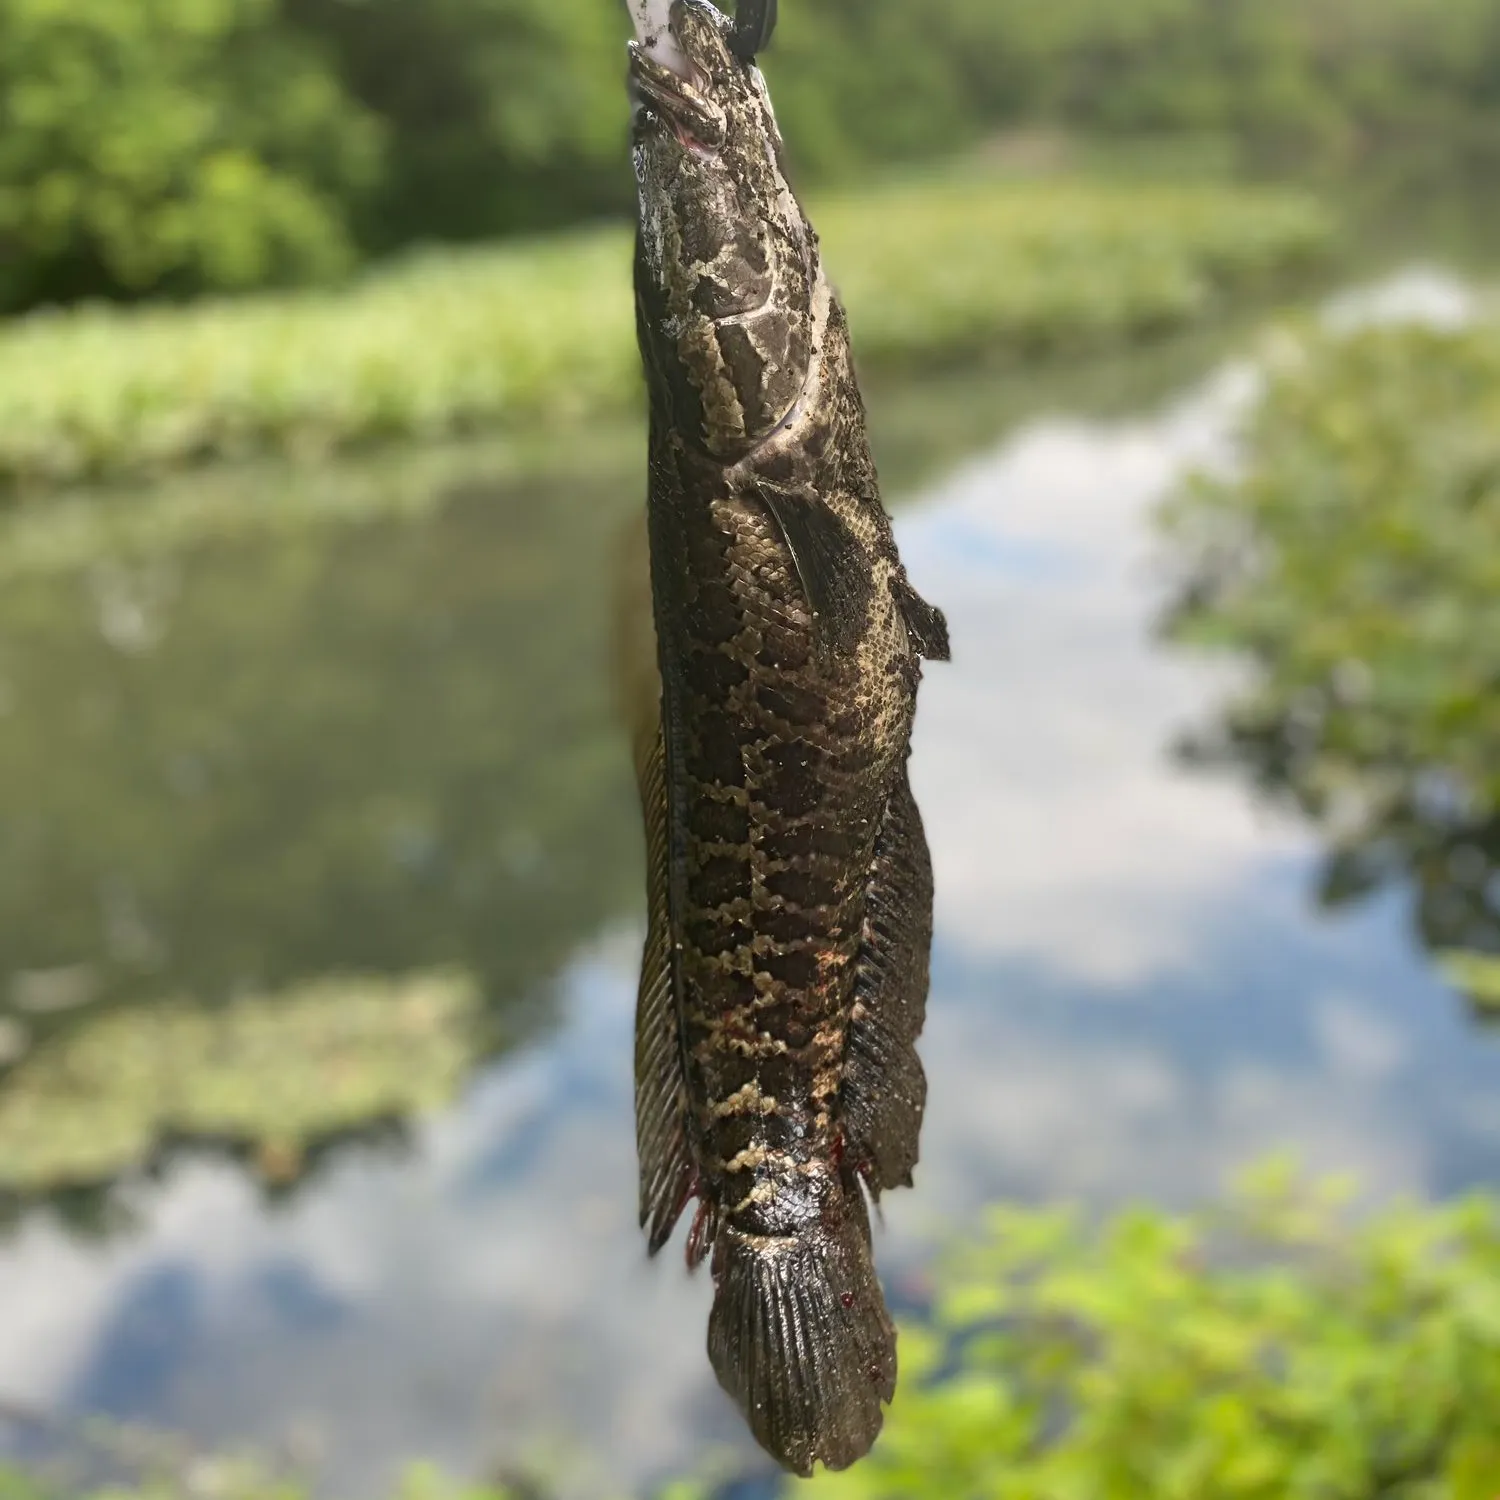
<box><xmin>627</xmin><ymin>0</ymin><xmax>949</xmax><ymax>1473</ymax></box>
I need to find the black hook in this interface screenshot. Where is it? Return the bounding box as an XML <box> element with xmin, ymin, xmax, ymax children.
<box><xmin>730</xmin><ymin>0</ymin><xmax>777</xmax><ymax>61</ymax></box>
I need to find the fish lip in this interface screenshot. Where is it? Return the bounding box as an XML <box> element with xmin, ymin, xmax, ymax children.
<box><xmin>629</xmin><ymin>42</ymin><xmax>727</xmax><ymax>151</ymax></box>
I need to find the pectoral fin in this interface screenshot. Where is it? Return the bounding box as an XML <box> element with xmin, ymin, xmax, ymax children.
<box><xmin>894</xmin><ymin>574</ymin><xmax>950</xmax><ymax>662</ymax></box>
<box><xmin>843</xmin><ymin>765</ymin><xmax>934</xmax><ymax>1195</ymax></box>
<box><xmin>756</xmin><ymin>485</ymin><xmax>874</xmax><ymax>662</ymax></box>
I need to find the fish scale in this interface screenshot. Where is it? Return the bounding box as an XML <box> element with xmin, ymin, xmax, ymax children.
<box><xmin>627</xmin><ymin>0</ymin><xmax>948</xmax><ymax>1475</ymax></box>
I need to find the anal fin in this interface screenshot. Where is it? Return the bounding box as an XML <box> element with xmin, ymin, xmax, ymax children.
<box><xmin>635</xmin><ymin>717</ymin><xmax>695</xmax><ymax>1251</ymax></box>
<box><xmin>843</xmin><ymin>765</ymin><xmax>934</xmax><ymax>1195</ymax></box>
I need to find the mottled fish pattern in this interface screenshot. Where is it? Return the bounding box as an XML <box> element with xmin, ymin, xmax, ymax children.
<box><xmin>627</xmin><ymin>0</ymin><xmax>948</xmax><ymax>1474</ymax></box>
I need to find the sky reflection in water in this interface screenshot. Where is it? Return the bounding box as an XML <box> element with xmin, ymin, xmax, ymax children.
<box><xmin>2</xmin><ymin>271</ymin><xmax>1499</xmax><ymax>1498</ymax></box>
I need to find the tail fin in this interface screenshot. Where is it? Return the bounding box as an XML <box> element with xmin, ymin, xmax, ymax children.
<box><xmin>707</xmin><ymin>1208</ymin><xmax>896</xmax><ymax>1476</ymax></box>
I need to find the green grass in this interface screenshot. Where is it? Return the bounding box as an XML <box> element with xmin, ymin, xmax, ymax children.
<box><xmin>0</xmin><ymin>175</ymin><xmax>1335</xmax><ymax>493</ymax></box>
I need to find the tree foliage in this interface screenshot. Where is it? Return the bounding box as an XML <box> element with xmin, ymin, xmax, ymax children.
<box><xmin>1163</xmin><ymin>316</ymin><xmax>1500</xmax><ymax>1011</ymax></box>
<box><xmin>281</xmin><ymin>0</ymin><xmax>632</xmax><ymax>245</ymax></box>
<box><xmin>0</xmin><ymin>0</ymin><xmax>382</xmax><ymax>310</ymax></box>
<box><xmin>0</xmin><ymin>0</ymin><xmax>1498</xmax><ymax>307</ymax></box>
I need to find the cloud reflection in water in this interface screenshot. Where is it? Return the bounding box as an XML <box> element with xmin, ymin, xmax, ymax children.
<box><xmin>3</xmin><ymin>284</ymin><xmax>1500</xmax><ymax>1496</ymax></box>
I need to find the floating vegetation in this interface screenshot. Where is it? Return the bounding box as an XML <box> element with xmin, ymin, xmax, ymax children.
<box><xmin>0</xmin><ymin>973</ymin><xmax>479</xmax><ymax>1194</ymax></box>
<box><xmin>1162</xmin><ymin>315</ymin><xmax>1500</xmax><ymax>1006</ymax></box>
<box><xmin>1439</xmin><ymin>951</ymin><xmax>1500</xmax><ymax>1018</ymax></box>
<box><xmin>0</xmin><ymin>971</ymin><xmax>479</xmax><ymax>1196</ymax></box>
<box><xmin>0</xmin><ymin>178</ymin><xmax>1335</xmax><ymax>492</ymax></box>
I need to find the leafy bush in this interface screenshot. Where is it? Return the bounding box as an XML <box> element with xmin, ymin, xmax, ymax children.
<box><xmin>4</xmin><ymin>1175</ymin><xmax>1498</xmax><ymax>1497</ymax></box>
<box><xmin>1441</xmin><ymin>952</ymin><xmax>1500</xmax><ymax>1018</ymax></box>
<box><xmin>955</xmin><ymin>0</ymin><xmax>1500</xmax><ymax>167</ymax></box>
<box><xmin>790</xmin><ymin>1162</ymin><xmax>1500</xmax><ymax>1498</ymax></box>
<box><xmin>282</xmin><ymin>0</ymin><xmax>632</xmax><ymax>246</ymax></box>
<box><xmin>819</xmin><ymin>177</ymin><xmax>1332</xmax><ymax>364</ymax></box>
<box><xmin>0</xmin><ymin>177</ymin><xmax>1334</xmax><ymax>491</ymax></box>
<box><xmin>286</xmin><ymin>0</ymin><xmax>1500</xmax><ymax>237</ymax></box>
<box><xmin>0</xmin><ymin>0</ymin><xmax>382</xmax><ymax>310</ymax></box>
<box><xmin>1162</xmin><ymin>317</ymin><xmax>1500</xmax><ymax>987</ymax></box>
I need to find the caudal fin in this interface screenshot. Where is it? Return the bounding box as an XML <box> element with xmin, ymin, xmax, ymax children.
<box><xmin>707</xmin><ymin>1209</ymin><xmax>896</xmax><ymax>1476</ymax></box>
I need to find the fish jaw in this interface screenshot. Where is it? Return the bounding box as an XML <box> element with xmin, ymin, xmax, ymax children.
<box><xmin>628</xmin><ymin>42</ymin><xmax>726</xmax><ymax>152</ymax></box>
<box><xmin>628</xmin><ymin>0</ymin><xmax>698</xmax><ymax>83</ymax></box>
<box><xmin>629</xmin><ymin>0</ymin><xmax>777</xmax><ymax>72</ymax></box>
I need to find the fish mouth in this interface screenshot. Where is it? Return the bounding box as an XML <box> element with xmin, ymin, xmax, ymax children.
<box><xmin>629</xmin><ymin>43</ymin><xmax>727</xmax><ymax>154</ymax></box>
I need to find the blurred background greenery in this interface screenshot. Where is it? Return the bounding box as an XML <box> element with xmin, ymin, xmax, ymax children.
<box><xmin>1163</xmin><ymin>319</ymin><xmax>1500</xmax><ymax>1026</ymax></box>
<box><xmin>3</xmin><ymin>0</ymin><xmax>1499</xmax><ymax>312</ymax></box>
<box><xmin>3</xmin><ymin>0</ymin><xmax>1500</xmax><ymax>1496</ymax></box>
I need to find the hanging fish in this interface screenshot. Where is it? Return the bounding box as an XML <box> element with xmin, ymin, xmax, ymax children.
<box><xmin>626</xmin><ymin>0</ymin><xmax>948</xmax><ymax>1474</ymax></box>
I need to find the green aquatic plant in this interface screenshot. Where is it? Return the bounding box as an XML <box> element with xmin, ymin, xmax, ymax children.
<box><xmin>0</xmin><ymin>971</ymin><xmax>479</xmax><ymax>1195</ymax></box>
<box><xmin>0</xmin><ymin>177</ymin><xmax>1334</xmax><ymax>492</ymax></box>
<box><xmin>787</xmin><ymin>1161</ymin><xmax>1500</xmax><ymax>1498</ymax></box>
<box><xmin>1439</xmin><ymin>952</ymin><xmax>1500</xmax><ymax>1018</ymax></box>
<box><xmin>5</xmin><ymin>1168</ymin><xmax>1499</xmax><ymax>1496</ymax></box>
<box><xmin>1162</xmin><ymin>315</ymin><xmax>1500</xmax><ymax>998</ymax></box>
<box><xmin>818</xmin><ymin>177</ymin><xmax>1333</xmax><ymax>366</ymax></box>
<box><xmin>0</xmin><ymin>1469</ymin><xmax>51</xmax><ymax>1500</ymax></box>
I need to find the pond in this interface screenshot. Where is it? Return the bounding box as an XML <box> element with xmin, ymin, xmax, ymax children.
<box><xmin>1</xmin><ymin>268</ymin><xmax>1498</xmax><ymax>1499</ymax></box>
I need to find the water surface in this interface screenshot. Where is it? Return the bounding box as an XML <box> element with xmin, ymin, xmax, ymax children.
<box><xmin>1</xmin><ymin>271</ymin><xmax>1498</xmax><ymax>1498</ymax></box>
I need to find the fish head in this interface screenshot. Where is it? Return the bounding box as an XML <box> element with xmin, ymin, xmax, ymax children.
<box><xmin>630</xmin><ymin>0</ymin><xmax>815</xmax><ymax>461</ymax></box>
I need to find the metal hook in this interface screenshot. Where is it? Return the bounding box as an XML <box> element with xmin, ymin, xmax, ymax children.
<box><xmin>730</xmin><ymin>0</ymin><xmax>777</xmax><ymax>62</ymax></box>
